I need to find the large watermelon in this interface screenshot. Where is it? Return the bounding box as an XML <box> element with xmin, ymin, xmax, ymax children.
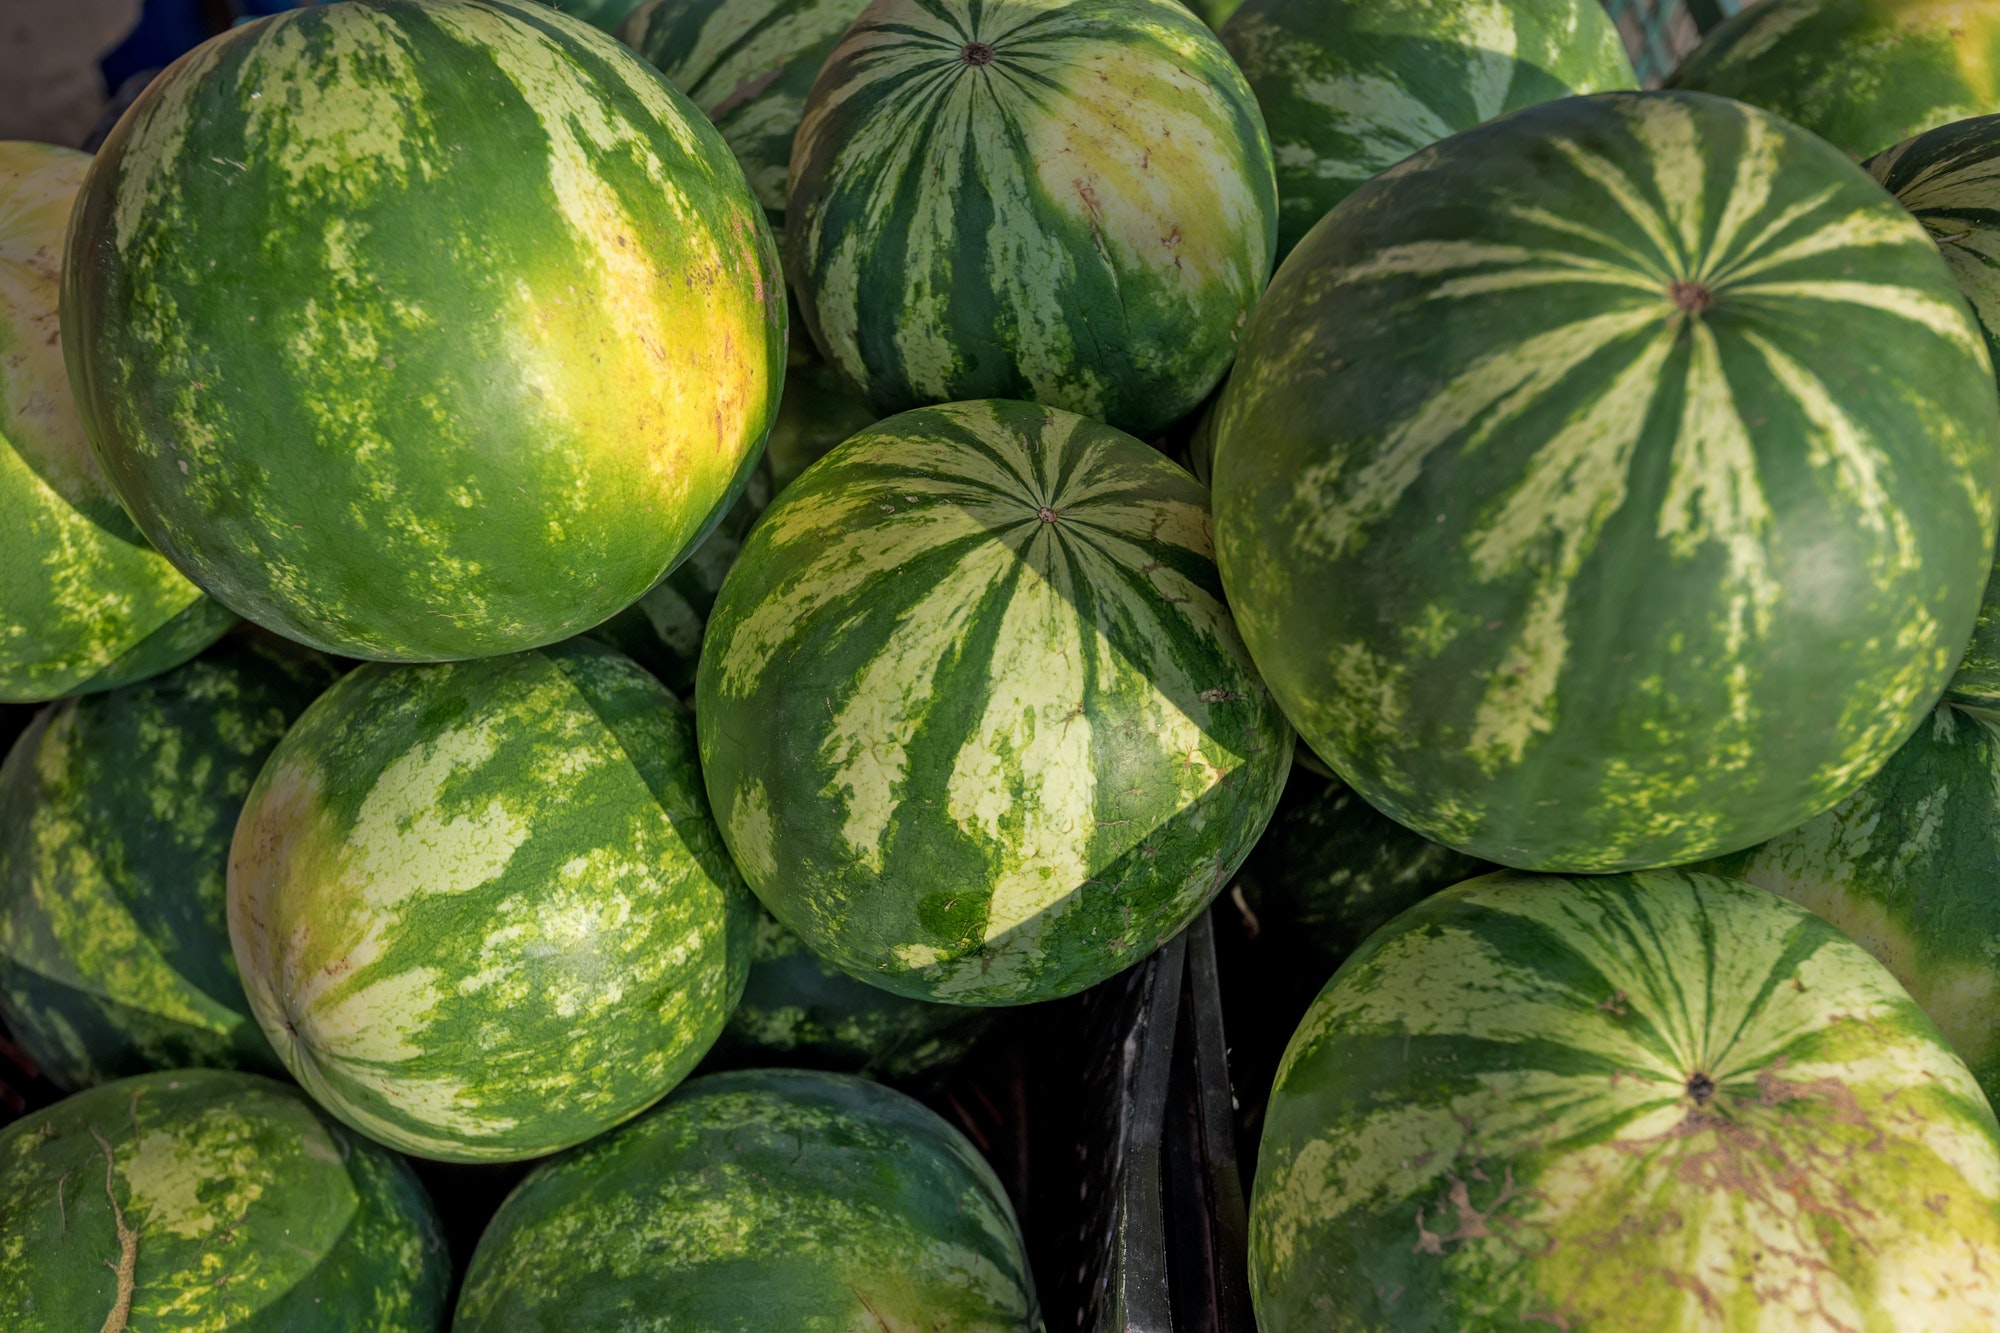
<box><xmin>1865</xmin><ymin>114</ymin><xmax>2000</xmax><ymax>713</ymax></box>
<box><xmin>228</xmin><ymin>640</ymin><xmax>752</xmax><ymax>1161</ymax></box>
<box><xmin>1212</xmin><ymin>91</ymin><xmax>2000</xmax><ymax>873</ymax></box>
<box><xmin>62</xmin><ymin>0</ymin><xmax>785</xmax><ymax>662</ymax></box>
<box><xmin>1250</xmin><ymin>869</ymin><xmax>2000</xmax><ymax>1331</ymax></box>
<box><xmin>1671</xmin><ymin>0</ymin><xmax>2000</xmax><ymax>160</ymax></box>
<box><xmin>1219</xmin><ymin>0</ymin><xmax>1636</xmax><ymax>262</ymax></box>
<box><xmin>698</xmin><ymin>400</ymin><xmax>1293</xmax><ymax>1005</ymax></box>
<box><xmin>785</xmin><ymin>0</ymin><xmax>1277</xmax><ymax>438</ymax></box>
<box><xmin>1</xmin><ymin>141</ymin><xmax>232</xmax><ymax>704</ymax></box>
<box><xmin>0</xmin><ymin>631</ymin><xmax>336</xmax><ymax>1090</ymax></box>
<box><xmin>710</xmin><ymin>904</ymin><xmax>993</xmax><ymax>1084</ymax></box>
<box><xmin>0</xmin><ymin>1069</ymin><xmax>449</xmax><ymax>1331</ymax></box>
<box><xmin>1700</xmin><ymin>703</ymin><xmax>2000</xmax><ymax>1105</ymax></box>
<box><xmin>454</xmin><ymin>1068</ymin><xmax>1041</xmax><ymax>1331</ymax></box>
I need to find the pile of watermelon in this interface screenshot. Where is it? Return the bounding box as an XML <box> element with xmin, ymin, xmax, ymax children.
<box><xmin>10</xmin><ymin>0</ymin><xmax>2000</xmax><ymax>1326</ymax></box>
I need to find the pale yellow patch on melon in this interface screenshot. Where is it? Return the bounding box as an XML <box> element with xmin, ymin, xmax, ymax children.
<box><xmin>725</xmin><ymin>778</ymin><xmax>780</xmax><ymax>888</ymax></box>
<box><xmin>121</xmin><ymin>1127</ymin><xmax>264</xmax><ymax>1240</ymax></box>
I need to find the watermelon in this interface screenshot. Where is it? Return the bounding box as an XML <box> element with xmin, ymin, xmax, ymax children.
<box><xmin>1249</xmin><ymin>869</ymin><xmax>2000</xmax><ymax>1331</ymax></box>
<box><xmin>227</xmin><ymin>639</ymin><xmax>752</xmax><ymax>1161</ymax></box>
<box><xmin>697</xmin><ymin>400</ymin><xmax>1293</xmax><ymax>1005</ymax></box>
<box><xmin>710</xmin><ymin>904</ymin><xmax>993</xmax><ymax>1084</ymax></box>
<box><xmin>621</xmin><ymin>0</ymin><xmax>873</xmax><ymax>223</ymax></box>
<box><xmin>785</xmin><ymin>0</ymin><xmax>1278</xmax><ymax>438</ymax></box>
<box><xmin>530</xmin><ymin>0</ymin><xmax>646</xmax><ymax>31</ymax></box>
<box><xmin>61</xmin><ymin>0</ymin><xmax>785</xmax><ymax>663</ymax></box>
<box><xmin>454</xmin><ymin>1068</ymin><xmax>1040</xmax><ymax>1331</ymax></box>
<box><xmin>1865</xmin><ymin>114</ymin><xmax>2000</xmax><ymax>714</ymax></box>
<box><xmin>0</xmin><ymin>632</ymin><xmax>337</xmax><ymax>1091</ymax></box>
<box><xmin>1</xmin><ymin>141</ymin><xmax>233</xmax><ymax>704</ymax></box>
<box><xmin>1218</xmin><ymin>0</ymin><xmax>1636</xmax><ymax>262</ymax></box>
<box><xmin>1671</xmin><ymin>0</ymin><xmax>2000</xmax><ymax>161</ymax></box>
<box><xmin>0</xmin><ymin>1069</ymin><xmax>448</xmax><ymax>1331</ymax></box>
<box><xmin>1212</xmin><ymin>91</ymin><xmax>2000</xmax><ymax>873</ymax></box>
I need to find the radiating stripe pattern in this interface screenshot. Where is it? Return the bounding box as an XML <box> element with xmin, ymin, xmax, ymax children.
<box><xmin>1250</xmin><ymin>869</ymin><xmax>2000</xmax><ymax>1333</ymax></box>
<box><xmin>228</xmin><ymin>641</ymin><xmax>752</xmax><ymax>1161</ymax></box>
<box><xmin>1219</xmin><ymin>0</ymin><xmax>1635</xmax><ymax>261</ymax></box>
<box><xmin>0</xmin><ymin>635</ymin><xmax>335</xmax><ymax>1092</ymax></box>
<box><xmin>455</xmin><ymin>1070</ymin><xmax>1042</xmax><ymax>1331</ymax></box>
<box><xmin>0</xmin><ymin>1070</ymin><xmax>448</xmax><ymax>1333</ymax></box>
<box><xmin>786</xmin><ymin>0</ymin><xmax>1277</xmax><ymax>438</ymax></box>
<box><xmin>697</xmin><ymin>400</ymin><xmax>1292</xmax><ymax>1005</ymax></box>
<box><xmin>61</xmin><ymin>0</ymin><xmax>785</xmax><ymax>662</ymax></box>
<box><xmin>1213</xmin><ymin>90</ymin><xmax>2000</xmax><ymax>873</ymax></box>
<box><xmin>1866</xmin><ymin>113</ymin><xmax>2000</xmax><ymax>711</ymax></box>
<box><xmin>0</xmin><ymin>141</ymin><xmax>230</xmax><ymax>703</ymax></box>
<box><xmin>1671</xmin><ymin>0</ymin><xmax>2000</xmax><ymax>160</ymax></box>
<box><xmin>622</xmin><ymin>0</ymin><xmax>873</xmax><ymax>218</ymax></box>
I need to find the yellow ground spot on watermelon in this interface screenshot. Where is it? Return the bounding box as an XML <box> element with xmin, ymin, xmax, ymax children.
<box><xmin>725</xmin><ymin>779</ymin><xmax>779</xmax><ymax>886</ymax></box>
<box><xmin>829</xmin><ymin>536</ymin><xmax>1019</xmax><ymax>871</ymax></box>
<box><xmin>120</xmin><ymin>1122</ymin><xmax>270</xmax><ymax>1240</ymax></box>
<box><xmin>107</xmin><ymin>39</ymin><xmax>229</xmax><ymax>256</ymax></box>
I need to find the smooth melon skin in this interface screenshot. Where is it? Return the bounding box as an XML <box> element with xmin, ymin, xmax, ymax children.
<box><xmin>228</xmin><ymin>639</ymin><xmax>753</xmax><ymax>1162</ymax></box>
<box><xmin>0</xmin><ymin>1069</ymin><xmax>449</xmax><ymax>1333</ymax></box>
<box><xmin>697</xmin><ymin>399</ymin><xmax>1293</xmax><ymax>1006</ymax></box>
<box><xmin>1249</xmin><ymin>869</ymin><xmax>2000</xmax><ymax>1332</ymax></box>
<box><xmin>1219</xmin><ymin>0</ymin><xmax>1635</xmax><ymax>263</ymax></box>
<box><xmin>1212</xmin><ymin>90</ymin><xmax>2000</xmax><ymax>873</ymax></box>
<box><xmin>785</xmin><ymin>0</ymin><xmax>1277</xmax><ymax>438</ymax></box>
<box><xmin>0</xmin><ymin>141</ymin><xmax>232</xmax><ymax>703</ymax></box>
<box><xmin>1671</xmin><ymin>0</ymin><xmax>2000</xmax><ymax>161</ymax></box>
<box><xmin>453</xmin><ymin>1068</ymin><xmax>1042</xmax><ymax>1332</ymax></box>
<box><xmin>61</xmin><ymin>0</ymin><xmax>785</xmax><ymax>663</ymax></box>
<box><xmin>0</xmin><ymin>631</ymin><xmax>338</xmax><ymax>1091</ymax></box>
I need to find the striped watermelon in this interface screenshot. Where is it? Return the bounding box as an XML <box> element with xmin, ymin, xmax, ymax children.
<box><xmin>1671</xmin><ymin>0</ymin><xmax>2000</xmax><ymax>160</ymax></box>
<box><xmin>62</xmin><ymin>0</ymin><xmax>785</xmax><ymax>662</ymax></box>
<box><xmin>1</xmin><ymin>1069</ymin><xmax>448</xmax><ymax>1332</ymax></box>
<box><xmin>531</xmin><ymin>0</ymin><xmax>646</xmax><ymax>31</ymax></box>
<box><xmin>1865</xmin><ymin>114</ymin><xmax>2000</xmax><ymax>713</ymax></box>
<box><xmin>1</xmin><ymin>141</ymin><xmax>233</xmax><ymax>704</ymax></box>
<box><xmin>228</xmin><ymin>639</ymin><xmax>752</xmax><ymax>1161</ymax></box>
<box><xmin>785</xmin><ymin>0</ymin><xmax>1278</xmax><ymax>438</ymax></box>
<box><xmin>621</xmin><ymin>0</ymin><xmax>872</xmax><ymax>222</ymax></box>
<box><xmin>1700</xmin><ymin>703</ymin><xmax>2000</xmax><ymax>1105</ymax></box>
<box><xmin>455</xmin><ymin>1068</ymin><xmax>1040</xmax><ymax>1331</ymax></box>
<box><xmin>711</xmin><ymin>904</ymin><xmax>993</xmax><ymax>1083</ymax></box>
<box><xmin>1250</xmin><ymin>869</ymin><xmax>2000</xmax><ymax>1331</ymax></box>
<box><xmin>1219</xmin><ymin>0</ymin><xmax>1636</xmax><ymax>262</ymax></box>
<box><xmin>698</xmin><ymin>400</ymin><xmax>1293</xmax><ymax>1005</ymax></box>
<box><xmin>1212</xmin><ymin>91</ymin><xmax>2000</xmax><ymax>873</ymax></box>
<box><xmin>0</xmin><ymin>632</ymin><xmax>336</xmax><ymax>1091</ymax></box>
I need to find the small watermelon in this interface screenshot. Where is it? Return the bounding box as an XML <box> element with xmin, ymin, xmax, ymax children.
<box><xmin>228</xmin><ymin>640</ymin><xmax>752</xmax><ymax>1161</ymax></box>
<box><xmin>0</xmin><ymin>1069</ymin><xmax>449</xmax><ymax>1331</ymax></box>
<box><xmin>1250</xmin><ymin>869</ymin><xmax>2000</xmax><ymax>1330</ymax></box>
<box><xmin>0</xmin><ymin>631</ymin><xmax>337</xmax><ymax>1090</ymax></box>
<box><xmin>62</xmin><ymin>0</ymin><xmax>785</xmax><ymax>662</ymax></box>
<box><xmin>1213</xmin><ymin>91</ymin><xmax>2000</xmax><ymax>872</ymax></box>
<box><xmin>0</xmin><ymin>141</ymin><xmax>232</xmax><ymax>704</ymax></box>
<box><xmin>454</xmin><ymin>1068</ymin><xmax>1041</xmax><ymax>1331</ymax></box>
<box><xmin>786</xmin><ymin>0</ymin><xmax>1278</xmax><ymax>437</ymax></box>
<box><xmin>1672</xmin><ymin>0</ymin><xmax>2000</xmax><ymax>160</ymax></box>
<box><xmin>710</xmin><ymin>905</ymin><xmax>992</xmax><ymax>1084</ymax></box>
<box><xmin>1219</xmin><ymin>0</ymin><xmax>1636</xmax><ymax>262</ymax></box>
<box><xmin>697</xmin><ymin>400</ymin><xmax>1293</xmax><ymax>1005</ymax></box>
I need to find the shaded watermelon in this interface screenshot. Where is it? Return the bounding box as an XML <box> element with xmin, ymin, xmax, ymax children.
<box><xmin>1212</xmin><ymin>91</ymin><xmax>2000</xmax><ymax>872</ymax></box>
<box><xmin>1250</xmin><ymin>869</ymin><xmax>2000</xmax><ymax>1330</ymax></box>
<box><xmin>1671</xmin><ymin>0</ymin><xmax>2000</xmax><ymax>160</ymax></box>
<box><xmin>1219</xmin><ymin>0</ymin><xmax>1636</xmax><ymax>262</ymax></box>
<box><xmin>786</xmin><ymin>0</ymin><xmax>1277</xmax><ymax>437</ymax></box>
<box><xmin>62</xmin><ymin>0</ymin><xmax>785</xmax><ymax>662</ymax></box>
<box><xmin>1</xmin><ymin>141</ymin><xmax>232</xmax><ymax>704</ymax></box>
<box><xmin>710</xmin><ymin>905</ymin><xmax>992</xmax><ymax>1085</ymax></box>
<box><xmin>454</xmin><ymin>1068</ymin><xmax>1040</xmax><ymax>1331</ymax></box>
<box><xmin>0</xmin><ymin>631</ymin><xmax>337</xmax><ymax>1090</ymax></box>
<box><xmin>0</xmin><ymin>1069</ymin><xmax>449</xmax><ymax>1331</ymax></box>
<box><xmin>697</xmin><ymin>400</ymin><xmax>1293</xmax><ymax>1005</ymax></box>
<box><xmin>228</xmin><ymin>640</ymin><xmax>752</xmax><ymax>1161</ymax></box>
